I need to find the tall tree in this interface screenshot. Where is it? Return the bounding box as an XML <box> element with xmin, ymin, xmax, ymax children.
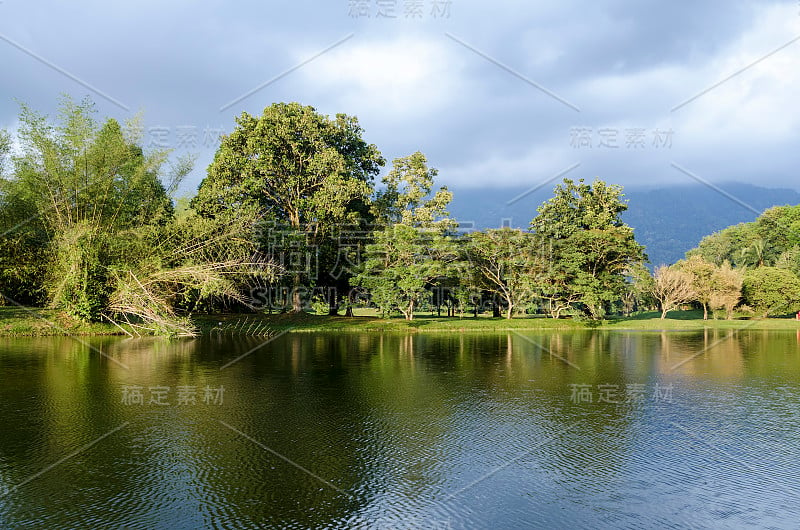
<box><xmin>530</xmin><ymin>178</ymin><xmax>646</xmax><ymax>319</ymax></box>
<box><xmin>355</xmin><ymin>152</ymin><xmax>459</xmax><ymax>320</ymax></box>
<box><xmin>192</xmin><ymin>102</ymin><xmax>384</xmax><ymax>311</ymax></box>
<box><xmin>373</xmin><ymin>151</ymin><xmax>453</xmax><ymax>229</ymax></box>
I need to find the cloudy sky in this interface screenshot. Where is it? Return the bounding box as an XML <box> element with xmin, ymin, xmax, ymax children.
<box><xmin>1</xmin><ymin>0</ymin><xmax>799</xmax><ymax>196</ymax></box>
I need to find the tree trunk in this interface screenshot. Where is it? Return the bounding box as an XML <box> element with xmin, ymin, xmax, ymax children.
<box><xmin>291</xmin><ymin>274</ymin><xmax>303</xmax><ymax>312</ymax></box>
<box><xmin>345</xmin><ymin>289</ymin><xmax>355</xmax><ymax>317</ymax></box>
<box><xmin>506</xmin><ymin>304</ymin><xmax>513</xmax><ymax>319</ymax></box>
<box><xmin>548</xmin><ymin>300</ymin><xmax>562</xmax><ymax>319</ymax></box>
<box><xmin>660</xmin><ymin>307</ymin><xmax>668</xmax><ymax>319</ymax></box>
<box><xmin>289</xmin><ymin>212</ymin><xmax>304</xmax><ymax>313</ymax></box>
<box><xmin>327</xmin><ymin>288</ymin><xmax>339</xmax><ymax>316</ymax></box>
<box><xmin>702</xmin><ymin>303</ymin><xmax>708</xmax><ymax>320</ymax></box>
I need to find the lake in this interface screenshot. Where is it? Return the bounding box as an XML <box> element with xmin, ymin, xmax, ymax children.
<box><xmin>1</xmin><ymin>329</ymin><xmax>799</xmax><ymax>528</ymax></box>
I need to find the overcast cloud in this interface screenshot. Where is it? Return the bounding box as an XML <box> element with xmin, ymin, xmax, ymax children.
<box><xmin>1</xmin><ymin>0</ymin><xmax>798</xmax><ymax>196</ymax></box>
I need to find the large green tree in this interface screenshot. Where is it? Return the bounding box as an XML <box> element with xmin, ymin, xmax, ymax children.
<box><xmin>192</xmin><ymin>102</ymin><xmax>384</xmax><ymax>312</ymax></box>
<box><xmin>356</xmin><ymin>152</ymin><xmax>459</xmax><ymax>320</ymax></box>
<box><xmin>530</xmin><ymin>178</ymin><xmax>646</xmax><ymax>319</ymax></box>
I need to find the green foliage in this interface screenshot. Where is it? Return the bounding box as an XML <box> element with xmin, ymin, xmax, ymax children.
<box><xmin>531</xmin><ymin>178</ymin><xmax>629</xmax><ymax>238</ymax></box>
<box><xmin>689</xmin><ymin>205</ymin><xmax>800</xmax><ymax>268</ymax></box>
<box><xmin>0</xmin><ymin>98</ymin><xmax>270</xmax><ymax>331</ymax></box>
<box><xmin>742</xmin><ymin>266</ymin><xmax>800</xmax><ymax>317</ymax></box>
<box><xmin>356</xmin><ymin>154</ymin><xmax>459</xmax><ymax>320</ymax></box>
<box><xmin>0</xmin><ymin>128</ymin><xmax>9</xmax><ymax>170</ymax></box>
<box><xmin>193</xmin><ymin>102</ymin><xmax>383</xmax><ymax>223</ymax></box>
<box><xmin>357</xmin><ymin>224</ymin><xmax>460</xmax><ymax>320</ymax></box>
<box><xmin>12</xmin><ymin>98</ymin><xmax>176</xmax><ymax>232</ymax></box>
<box><xmin>0</xmin><ymin>97</ymin><xmax>181</xmax><ymax>320</ymax></box>
<box><xmin>9</xmin><ymin>97</ymin><xmax>799</xmax><ymax>329</ymax></box>
<box><xmin>678</xmin><ymin>255</ymin><xmax>717</xmax><ymax>319</ymax></box>
<box><xmin>622</xmin><ymin>262</ymin><xmax>655</xmax><ymax>315</ymax></box>
<box><xmin>775</xmin><ymin>246</ymin><xmax>800</xmax><ymax>277</ymax></box>
<box><xmin>465</xmin><ymin>228</ymin><xmax>541</xmax><ymax>319</ymax></box>
<box><xmin>48</xmin><ymin>223</ymin><xmax>112</xmax><ymax>321</ymax></box>
<box><xmin>0</xmin><ymin>200</ymin><xmax>48</xmax><ymax>305</ymax></box>
<box><xmin>684</xmin><ymin>204</ymin><xmax>800</xmax><ymax>319</ymax></box>
<box><xmin>106</xmin><ymin>212</ymin><xmax>275</xmax><ymax>336</ymax></box>
<box><xmin>192</xmin><ymin>102</ymin><xmax>384</xmax><ymax>311</ymax></box>
<box><xmin>373</xmin><ymin>151</ymin><xmax>453</xmax><ymax>229</ymax></box>
<box><xmin>708</xmin><ymin>261</ymin><xmax>743</xmax><ymax>320</ymax></box>
<box><xmin>676</xmin><ymin>256</ymin><xmax>744</xmax><ymax>320</ymax></box>
<box><xmin>530</xmin><ymin>178</ymin><xmax>646</xmax><ymax>319</ymax></box>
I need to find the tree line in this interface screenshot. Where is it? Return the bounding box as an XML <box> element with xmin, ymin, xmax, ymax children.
<box><xmin>0</xmin><ymin>98</ymin><xmax>797</xmax><ymax>332</ymax></box>
<box><xmin>647</xmin><ymin>204</ymin><xmax>800</xmax><ymax>319</ymax></box>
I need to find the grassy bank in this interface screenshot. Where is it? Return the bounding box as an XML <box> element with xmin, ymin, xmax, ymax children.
<box><xmin>0</xmin><ymin>307</ymin><xmax>125</xmax><ymax>337</ymax></box>
<box><xmin>192</xmin><ymin>311</ymin><xmax>585</xmax><ymax>334</ymax></box>
<box><xmin>604</xmin><ymin>310</ymin><xmax>800</xmax><ymax>331</ymax></box>
<box><xmin>191</xmin><ymin>309</ymin><xmax>800</xmax><ymax>334</ymax></box>
<box><xmin>3</xmin><ymin>306</ymin><xmax>800</xmax><ymax>337</ymax></box>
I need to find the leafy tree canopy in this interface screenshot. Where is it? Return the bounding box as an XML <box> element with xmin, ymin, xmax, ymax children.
<box><xmin>530</xmin><ymin>178</ymin><xmax>646</xmax><ymax>319</ymax></box>
<box><xmin>192</xmin><ymin>102</ymin><xmax>384</xmax><ymax>229</ymax></box>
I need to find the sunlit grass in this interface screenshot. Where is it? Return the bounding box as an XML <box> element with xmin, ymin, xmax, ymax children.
<box><xmin>0</xmin><ymin>307</ymin><xmax>124</xmax><ymax>336</ymax></box>
<box><xmin>4</xmin><ymin>306</ymin><xmax>799</xmax><ymax>337</ymax></box>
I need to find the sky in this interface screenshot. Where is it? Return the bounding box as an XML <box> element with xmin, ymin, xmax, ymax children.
<box><xmin>1</xmin><ymin>0</ymin><xmax>799</xmax><ymax>197</ymax></box>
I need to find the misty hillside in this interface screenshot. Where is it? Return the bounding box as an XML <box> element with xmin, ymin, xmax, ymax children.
<box><xmin>446</xmin><ymin>182</ymin><xmax>800</xmax><ymax>267</ymax></box>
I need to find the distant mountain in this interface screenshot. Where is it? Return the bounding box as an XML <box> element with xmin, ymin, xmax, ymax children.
<box><xmin>446</xmin><ymin>182</ymin><xmax>800</xmax><ymax>268</ymax></box>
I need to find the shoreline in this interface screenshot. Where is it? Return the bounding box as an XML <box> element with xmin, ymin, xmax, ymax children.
<box><xmin>2</xmin><ymin>307</ymin><xmax>800</xmax><ymax>337</ymax></box>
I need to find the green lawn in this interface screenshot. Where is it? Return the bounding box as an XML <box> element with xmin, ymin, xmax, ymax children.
<box><xmin>0</xmin><ymin>307</ymin><xmax>124</xmax><ymax>337</ymax></box>
<box><xmin>195</xmin><ymin>309</ymin><xmax>800</xmax><ymax>334</ymax></box>
<box><xmin>192</xmin><ymin>311</ymin><xmax>584</xmax><ymax>334</ymax></box>
<box><xmin>604</xmin><ymin>310</ymin><xmax>800</xmax><ymax>330</ymax></box>
<box><xmin>3</xmin><ymin>306</ymin><xmax>799</xmax><ymax>337</ymax></box>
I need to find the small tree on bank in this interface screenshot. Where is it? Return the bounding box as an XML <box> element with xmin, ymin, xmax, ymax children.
<box><xmin>680</xmin><ymin>255</ymin><xmax>717</xmax><ymax>320</ymax></box>
<box><xmin>708</xmin><ymin>262</ymin><xmax>743</xmax><ymax>320</ymax></box>
<box><xmin>650</xmin><ymin>265</ymin><xmax>695</xmax><ymax>319</ymax></box>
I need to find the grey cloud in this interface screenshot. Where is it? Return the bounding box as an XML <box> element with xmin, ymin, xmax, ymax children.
<box><xmin>0</xmin><ymin>0</ymin><xmax>797</xmax><ymax>195</ymax></box>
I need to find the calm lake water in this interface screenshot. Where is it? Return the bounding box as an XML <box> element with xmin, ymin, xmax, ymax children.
<box><xmin>1</xmin><ymin>329</ymin><xmax>799</xmax><ymax>528</ymax></box>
